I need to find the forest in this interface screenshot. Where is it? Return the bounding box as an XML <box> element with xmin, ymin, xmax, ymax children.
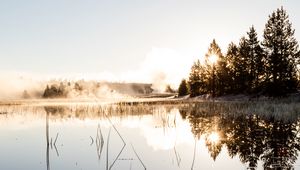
<box><xmin>42</xmin><ymin>81</ymin><xmax>153</xmax><ymax>98</ymax></box>
<box><xmin>179</xmin><ymin>7</ymin><xmax>300</xmax><ymax>97</ymax></box>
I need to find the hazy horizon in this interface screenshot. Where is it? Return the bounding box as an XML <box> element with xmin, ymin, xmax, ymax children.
<box><xmin>1</xmin><ymin>1</ymin><xmax>300</xmax><ymax>81</ymax></box>
<box><xmin>1</xmin><ymin>0</ymin><xmax>300</xmax><ymax>99</ymax></box>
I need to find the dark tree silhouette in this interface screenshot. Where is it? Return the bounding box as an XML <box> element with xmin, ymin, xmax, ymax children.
<box><xmin>204</xmin><ymin>39</ymin><xmax>229</xmax><ymax>96</ymax></box>
<box><xmin>247</xmin><ymin>26</ymin><xmax>264</xmax><ymax>93</ymax></box>
<box><xmin>188</xmin><ymin>60</ymin><xmax>206</xmax><ymax>97</ymax></box>
<box><xmin>239</xmin><ymin>26</ymin><xmax>265</xmax><ymax>93</ymax></box>
<box><xmin>183</xmin><ymin>103</ymin><xmax>300</xmax><ymax>169</ymax></box>
<box><xmin>183</xmin><ymin>7</ymin><xmax>300</xmax><ymax>98</ymax></box>
<box><xmin>227</xmin><ymin>42</ymin><xmax>248</xmax><ymax>94</ymax></box>
<box><xmin>178</xmin><ymin>79</ymin><xmax>188</xmax><ymax>96</ymax></box>
<box><xmin>262</xmin><ymin>118</ymin><xmax>300</xmax><ymax>169</ymax></box>
<box><xmin>226</xmin><ymin>115</ymin><xmax>267</xmax><ymax>168</ymax></box>
<box><xmin>262</xmin><ymin>7</ymin><xmax>300</xmax><ymax>96</ymax></box>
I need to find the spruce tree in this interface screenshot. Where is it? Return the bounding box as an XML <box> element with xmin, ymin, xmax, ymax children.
<box><xmin>188</xmin><ymin>60</ymin><xmax>204</xmax><ymax>97</ymax></box>
<box><xmin>246</xmin><ymin>26</ymin><xmax>264</xmax><ymax>93</ymax></box>
<box><xmin>237</xmin><ymin>27</ymin><xmax>264</xmax><ymax>94</ymax></box>
<box><xmin>226</xmin><ymin>42</ymin><xmax>242</xmax><ymax>93</ymax></box>
<box><xmin>178</xmin><ymin>79</ymin><xmax>188</xmax><ymax>96</ymax></box>
<box><xmin>262</xmin><ymin>7</ymin><xmax>300</xmax><ymax>96</ymax></box>
<box><xmin>204</xmin><ymin>39</ymin><xmax>228</xmax><ymax>96</ymax></box>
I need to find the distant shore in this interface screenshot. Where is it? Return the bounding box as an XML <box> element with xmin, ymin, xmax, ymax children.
<box><xmin>0</xmin><ymin>92</ymin><xmax>300</xmax><ymax>107</ymax></box>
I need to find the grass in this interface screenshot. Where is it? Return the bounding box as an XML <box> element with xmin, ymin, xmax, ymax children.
<box><xmin>0</xmin><ymin>97</ymin><xmax>299</xmax><ymax>123</ymax></box>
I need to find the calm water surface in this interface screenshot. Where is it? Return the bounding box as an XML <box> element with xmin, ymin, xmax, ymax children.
<box><xmin>0</xmin><ymin>103</ymin><xmax>300</xmax><ymax>170</ymax></box>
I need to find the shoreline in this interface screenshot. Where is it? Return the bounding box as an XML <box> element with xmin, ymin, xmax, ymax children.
<box><xmin>0</xmin><ymin>93</ymin><xmax>300</xmax><ymax>107</ymax></box>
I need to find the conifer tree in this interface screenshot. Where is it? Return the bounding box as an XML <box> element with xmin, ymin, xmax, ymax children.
<box><xmin>178</xmin><ymin>79</ymin><xmax>188</xmax><ymax>96</ymax></box>
<box><xmin>262</xmin><ymin>7</ymin><xmax>300</xmax><ymax>96</ymax></box>
<box><xmin>226</xmin><ymin>42</ymin><xmax>242</xmax><ymax>93</ymax></box>
<box><xmin>245</xmin><ymin>26</ymin><xmax>264</xmax><ymax>93</ymax></box>
<box><xmin>204</xmin><ymin>39</ymin><xmax>229</xmax><ymax>96</ymax></box>
<box><xmin>188</xmin><ymin>60</ymin><xmax>205</xmax><ymax>97</ymax></box>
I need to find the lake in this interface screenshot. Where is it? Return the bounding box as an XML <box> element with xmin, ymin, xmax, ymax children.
<box><xmin>1</xmin><ymin>101</ymin><xmax>300</xmax><ymax>170</ymax></box>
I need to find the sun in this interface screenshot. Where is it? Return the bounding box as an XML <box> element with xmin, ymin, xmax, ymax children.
<box><xmin>207</xmin><ymin>131</ymin><xmax>220</xmax><ymax>144</ymax></box>
<box><xmin>209</xmin><ymin>54</ymin><xmax>218</xmax><ymax>64</ymax></box>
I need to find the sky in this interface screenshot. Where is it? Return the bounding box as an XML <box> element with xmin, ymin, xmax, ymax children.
<box><xmin>0</xmin><ymin>0</ymin><xmax>299</xmax><ymax>85</ymax></box>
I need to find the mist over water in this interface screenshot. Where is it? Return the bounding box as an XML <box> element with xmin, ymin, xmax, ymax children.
<box><xmin>0</xmin><ymin>47</ymin><xmax>195</xmax><ymax>100</ymax></box>
<box><xmin>0</xmin><ymin>72</ymin><xmax>46</xmax><ymax>99</ymax></box>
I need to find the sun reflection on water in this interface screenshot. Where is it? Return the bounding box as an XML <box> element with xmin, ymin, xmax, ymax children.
<box><xmin>207</xmin><ymin>131</ymin><xmax>220</xmax><ymax>144</ymax></box>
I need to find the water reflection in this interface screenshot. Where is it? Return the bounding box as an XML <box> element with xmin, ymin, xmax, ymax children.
<box><xmin>180</xmin><ymin>103</ymin><xmax>300</xmax><ymax>169</ymax></box>
<box><xmin>46</xmin><ymin>109</ymin><xmax>49</xmax><ymax>170</ymax></box>
<box><xmin>45</xmin><ymin>107</ymin><xmax>61</xmax><ymax>170</ymax></box>
<box><xmin>0</xmin><ymin>102</ymin><xmax>299</xmax><ymax>170</ymax></box>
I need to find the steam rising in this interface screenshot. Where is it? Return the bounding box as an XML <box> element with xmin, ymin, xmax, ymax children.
<box><xmin>0</xmin><ymin>47</ymin><xmax>195</xmax><ymax>99</ymax></box>
<box><xmin>120</xmin><ymin>47</ymin><xmax>196</xmax><ymax>91</ymax></box>
<box><xmin>0</xmin><ymin>72</ymin><xmax>46</xmax><ymax>99</ymax></box>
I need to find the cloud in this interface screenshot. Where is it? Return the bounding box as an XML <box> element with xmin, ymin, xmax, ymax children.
<box><xmin>121</xmin><ymin>109</ymin><xmax>194</xmax><ymax>150</ymax></box>
<box><xmin>120</xmin><ymin>47</ymin><xmax>197</xmax><ymax>91</ymax></box>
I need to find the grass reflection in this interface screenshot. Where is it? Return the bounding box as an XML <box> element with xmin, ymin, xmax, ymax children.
<box><xmin>0</xmin><ymin>101</ymin><xmax>300</xmax><ymax>169</ymax></box>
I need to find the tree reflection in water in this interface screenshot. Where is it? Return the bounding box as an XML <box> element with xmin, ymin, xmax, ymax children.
<box><xmin>180</xmin><ymin>103</ymin><xmax>300</xmax><ymax>169</ymax></box>
<box><xmin>35</xmin><ymin>102</ymin><xmax>300</xmax><ymax>170</ymax></box>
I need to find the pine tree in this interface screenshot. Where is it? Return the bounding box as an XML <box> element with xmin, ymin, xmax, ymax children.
<box><xmin>226</xmin><ymin>42</ymin><xmax>242</xmax><ymax>93</ymax></box>
<box><xmin>237</xmin><ymin>37</ymin><xmax>251</xmax><ymax>94</ymax></box>
<box><xmin>204</xmin><ymin>39</ymin><xmax>229</xmax><ymax>96</ymax></box>
<box><xmin>245</xmin><ymin>26</ymin><xmax>264</xmax><ymax>93</ymax></box>
<box><xmin>237</xmin><ymin>27</ymin><xmax>264</xmax><ymax>94</ymax></box>
<box><xmin>178</xmin><ymin>79</ymin><xmax>188</xmax><ymax>96</ymax></box>
<box><xmin>188</xmin><ymin>60</ymin><xmax>205</xmax><ymax>97</ymax></box>
<box><xmin>43</xmin><ymin>85</ymin><xmax>50</xmax><ymax>98</ymax></box>
<box><xmin>262</xmin><ymin>7</ymin><xmax>300</xmax><ymax>96</ymax></box>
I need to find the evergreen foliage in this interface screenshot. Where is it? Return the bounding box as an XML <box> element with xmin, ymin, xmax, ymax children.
<box><xmin>181</xmin><ymin>7</ymin><xmax>300</xmax><ymax>97</ymax></box>
<box><xmin>188</xmin><ymin>60</ymin><xmax>204</xmax><ymax>97</ymax></box>
<box><xmin>204</xmin><ymin>39</ymin><xmax>229</xmax><ymax>96</ymax></box>
<box><xmin>262</xmin><ymin>7</ymin><xmax>300</xmax><ymax>96</ymax></box>
<box><xmin>178</xmin><ymin>79</ymin><xmax>188</xmax><ymax>96</ymax></box>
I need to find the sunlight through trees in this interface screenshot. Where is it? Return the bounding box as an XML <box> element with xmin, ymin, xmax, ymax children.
<box><xmin>182</xmin><ymin>7</ymin><xmax>300</xmax><ymax>97</ymax></box>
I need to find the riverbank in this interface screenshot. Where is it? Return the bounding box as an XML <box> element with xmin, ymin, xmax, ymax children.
<box><xmin>1</xmin><ymin>92</ymin><xmax>300</xmax><ymax>107</ymax></box>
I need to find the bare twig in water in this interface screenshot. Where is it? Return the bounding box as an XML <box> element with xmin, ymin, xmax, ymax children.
<box><xmin>174</xmin><ymin>147</ymin><xmax>181</xmax><ymax>167</ymax></box>
<box><xmin>50</xmin><ymin>138</ymin><xmax>53</xmax><ymax>149</ymax></box>
<box><xmin>46</xmin><ymin>141</ymin><xmax>50</xmax><ymax>170</ymax></box>
<box><xmin>131</xmin><ymin>143</ymin><xmax>146</xmax><ymax>170</ymax></box>
<box><xmin>109</xmin><ymin>143</ymin><xmax>126</xmax><ymax>170</ymax></box>
<box><xmin>191</xmin><ymin>138</ymin><xmax>197</xmax><ymax>170</ymax></box>
<box><xmin>54</xmin><ymin>133</ymin><xmax>59</xmax><ymax>146</ymax></box>
<box><xmin>105</xmin><ymin>114</ymin><xmax>127</xmax><ymax>170</ymax></box>
<box><xmin>106</xmin><ymin>127</ymin><xmax>111</xmax><ymax>170</ymax></box>
<box><xmin>98</xmin><ymin>124</ymin><xmax>104</xmax><ymax>149</ymax></box>
<box><xmin>90</xmin><ymin>136</ymin><xmax>94</xmax><ymax>146</ymax></box>
<box><xmin>105</xmin><ymin>114</ymin><xmax>126</xmax><ymax>145</ymax></box>
<box><xmin>54</xmin><ymin>143</ymin><xmax>59</xmax><ymax>157</ymax></box>
<box><xmin>52</xmin><ymin>133</ymin><xmax>59</xmax><ymax>157</ymax></box>
<box><xmin>46</xmin><ymin>111</ymin><xmax>50</xmax><ymax>170</ymax></box>
<box><xmin>96</xmin><ymin>126</ymin><xmax>100</xmax><ymax>150</ymax></box>
<box><xmin>96</xmin><ymin>124</ymin><xmax>104</xmax><ymax>160</ymax></box>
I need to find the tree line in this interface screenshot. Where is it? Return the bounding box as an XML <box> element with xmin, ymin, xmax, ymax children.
<box><xmin>178</xmin><ymin>7</ymin><xmax>300</xmax><ymax>97</ymax></box>
<box><xmin>42</xmin><ymin>80</ymin><xmax>154</xmax><ymax>98</ymax></box>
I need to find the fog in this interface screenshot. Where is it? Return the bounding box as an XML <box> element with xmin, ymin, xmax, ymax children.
<box><xmin>0</xmin><ymin>72</ymin><xmax>46</xmax><ymax>99</ymax></box>
<box><xmin>0</xmin><ymin>47</ymin><xmax>196</xmax><ymax>100</ymax></box>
